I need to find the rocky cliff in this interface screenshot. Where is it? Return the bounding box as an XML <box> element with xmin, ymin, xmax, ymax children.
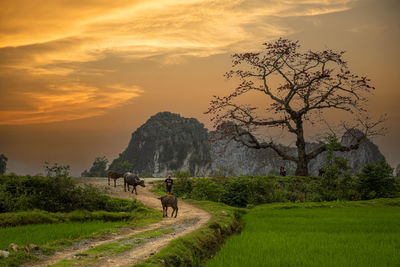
<box><xmin>110</xmin><ymin>112</ymin><xmax>385</xmax><ymax>176</ymax></box>
<box><xmin>109</xmin><ymin>112</ymin><xmax>212</xmax><ymax>177</ymax></box>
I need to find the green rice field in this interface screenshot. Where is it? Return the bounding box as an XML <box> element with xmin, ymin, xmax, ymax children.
<box><xmin>0</xmin><ymin>220</ymin><xmax>126</xmax><ymax>250</ymax></box>
<box><xmin>207</xmin><ymin>199</ymin><xmax>400</xmax><ymax>267</ymax></box>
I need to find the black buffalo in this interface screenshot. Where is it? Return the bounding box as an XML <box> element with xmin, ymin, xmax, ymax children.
<box><xmin>107</xmin><ymin>170</ymin><xmax>124</xmax><ymax>187</ymax></box>
<box><xmin>158</xmin><ymin>195</ymin><xmax>178</xmax><ymax>218</ymax></box>
<box><xmin>123</xmin><ymin>172</ymin><xmax>145</xmax><ymax>194</ymax></box>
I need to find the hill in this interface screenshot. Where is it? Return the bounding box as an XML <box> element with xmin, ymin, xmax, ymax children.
<box><xmin>110</xmin><ymin>112</ymin><xmax>384</xmax><ymax>176</ymax></box>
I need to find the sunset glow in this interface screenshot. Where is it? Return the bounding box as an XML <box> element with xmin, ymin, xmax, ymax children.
<box><xmin>0</xmin><ymin>0</ymin><xmax>399</xmax><ymax>175</ymax></box>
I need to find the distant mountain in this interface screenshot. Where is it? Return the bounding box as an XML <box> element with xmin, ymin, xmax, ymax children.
<box><xmin>109</xmin><ymin>112</ymin><xmax>212</xmax><ymax>176</ymax></box>
<box><xmin>110</xmin><ymin>112</ymin><xmax>384</xmax><ymax>176</ymax></box>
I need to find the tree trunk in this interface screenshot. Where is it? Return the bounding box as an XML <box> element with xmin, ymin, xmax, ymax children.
<box><xmin>294</xmin><ymin>119</ymin><xmax>309</xmax><ymax>176</ymax></box>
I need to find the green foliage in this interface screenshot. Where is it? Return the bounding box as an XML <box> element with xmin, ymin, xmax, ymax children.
<box><xmin>191</xmin><ymin>179</ymin><xmax>223</xmax><ymax>202</ymax></box>
<box><xmin>112</xmin><ymin>160</ymin><xmax>134</xmax><ymax>174</ymax></box>
<box><xmin>43</xmin><ymin>162</ymin><xmax>71</xmax><ymax>177</ymax></box>
<box><xmin>0</xmin><ymin>175</ymin><xmax>140</xmax><ymax>212</ymax></box>
<box><xmin>173</xmin><ymin>170</ymin><xmax>191</xmax><ymax>178</ymax></box>
<box><xmin>152</xmin><ymin>174</ymin><xmax>400</xmax><ymax>207</ymax></box>
<box><xmin>82</xmin><ymin>156</ymin><xmax>108</xmax><ymax>177</ymax></box>
<box><xmin>322</xmin><ymin>135</ymin><xmax>350</xmax><ymax>180</ymax></box>
<box><xmin>221</xmin><ymin>178</ymin><xmax>250</xmax><ymax>207</ymax></box>
<box><xmin>358</xmin><ymin>158</ymin><xmax>397</xmax><ymax>199</ymax></box>
<box><xmin>396</xmin><ymin>163</ymin><xmax>400</xmax><ymax>177</ymax></box>
<box><xmin>171</xmin><ymin>177</ymin><xmax>193</xmax><ymax>198</ymax></box>
<box><xmin>0</xmin><ymin>154</ymin><xmax>7</xmax><ymax>175</ymax></box>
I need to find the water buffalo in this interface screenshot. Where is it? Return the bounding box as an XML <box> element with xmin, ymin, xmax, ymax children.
<box><xmin>107</xmin><ymin>170</ymin><xmax>124</xmax><ymax>187</ymax></box>
<box><xmin>124</xmin><ymin>172</ymin><xmax>145</xmax><ymax>194</ymax></box>
<box><xmin>158</xmin><ymin>195</ymin><xmax>178</xmax><ymax>218</ymax></box>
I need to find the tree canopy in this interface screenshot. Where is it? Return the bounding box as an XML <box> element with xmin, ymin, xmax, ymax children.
<box><xmin>81</xmin><ymin>156</ymin><xmax>108</xmax><ymax>177</ymax></box>
<box><xmin>206</xmin><ymin>38</ymin><xmax>385</xmax><ymax>176</ymax></box>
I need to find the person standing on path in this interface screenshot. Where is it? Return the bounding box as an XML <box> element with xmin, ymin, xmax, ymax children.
<box><xmin>165</xmin><ymin>175</ymin><xmax>173</xmax><ymax>194</ymax></box>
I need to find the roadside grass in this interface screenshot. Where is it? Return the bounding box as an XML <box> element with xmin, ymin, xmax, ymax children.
<box><xmin>207</xmin><ymin>198</ymin><xmax>400</xmax><ymax>267</ymax></box>
<box><xmin>0</xmin><ymin>209</ymin><xmax>137</xmax><ymax>228</ymax></box>
<box><xmin>51</xmin><ymin>228</ymin><xmax>174</xmax><ymax>267</ymax></box>
<box><xmin>0</xmin><ymin>221</ymin><xmax>126</xmax><ymax>250</ymax></box>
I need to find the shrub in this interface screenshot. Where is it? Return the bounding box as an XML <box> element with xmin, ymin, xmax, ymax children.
<box><xmin>173</xmin><ymin>170</ymin><xmax>191</xmax><ymax>178</ymax></box>
<box><xmin>190</xmin><ymin>179</ymin><xmax>223</xmax><ymax>202</ymax></box>
<box><xmin>358</xmin><ymin>158</ymin><xmax>397</xmax><ymax>199</ymax></box>
<box><xmin>0</xmin><ymin>175</ymin><xmax>139</xmax><ymax>213</ymax></box>
<box><xmin>172</xmin><ymin>177</ymin><xmax>193</xmax><ymax>197</ymax></box>
<box><xmin>221</xmin><ymin>178</ymin><xmax>250</xmax><ymax>207</ymax></box>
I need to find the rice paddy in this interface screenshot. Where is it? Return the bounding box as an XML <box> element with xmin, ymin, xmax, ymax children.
<box><xmin>207</xmin><ymin>199</ymin><xmax>400</xmax><ymax>267</ymax></box>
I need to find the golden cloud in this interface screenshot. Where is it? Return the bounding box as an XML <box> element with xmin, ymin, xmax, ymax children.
<box><xmin>0</xmin><ymin>84</ymin><xmax>142</xmax><ymax>125</ymax></box>
<box><xmin>0</xmin><ymin>0</ymin><xmax>356</xmax><ymax>125</ymax></box>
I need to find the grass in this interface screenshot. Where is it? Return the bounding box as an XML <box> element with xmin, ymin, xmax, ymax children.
<box><xmin>0</xmin><ymin>205</ymin><xmax>162</xmax><ymax>267</ymax></box>
<box><xmin>0</xmin><ymin>209</ymin><xmax>137</xmax><ymax>228</ymax></box>
<box><xmin>51</xmin><ymin>228</ymin><xmax>174</xmax><ymax>267</ymax></box>
<box><xmin>0</xmin><ymin>221</ymin><xmax>128</xmax><ymax>250</ymax></box>
<box><xmin>207</xmin><ymin>198</ymin><xmax>400</xmax><ymax>267</ymax></box>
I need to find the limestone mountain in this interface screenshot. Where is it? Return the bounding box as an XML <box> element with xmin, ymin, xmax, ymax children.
<box><xmin>109</xmin><ymin>112</ymin><xmax>212</xmax><ymax>176</ymax></box>
<box><xmin>110</xmin><ymin>112</ymin><xmax>385</xmax><ymax>176</ymax></box>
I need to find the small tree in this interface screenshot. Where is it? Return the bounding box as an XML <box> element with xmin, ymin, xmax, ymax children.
<box><xmin>84</xmin><ymin>156</ymin><xmax>108</xmax><ymax>177</ymax></box>
<box><xmin>358</xmin><ymin>158</ymin><xmax>396</xmax><ymax>199</ymax></box>
<box><xmin>395</xmin><ymin>163</ymin><xmax>400</xmax><ymax>178</ymax></box>
<box><xmin>0</xmin><ymin>154</ymin><xmax>7</xmax><ymax>175</ymax></box>
<box><xmin>206</xmin><ymin>38</ymin><xmax>385</xmax><ymax>176</ymax></box>
<box><xmin>322</xmin><ymin>135</ymin><xmax>350</xmax><ymax>180</ymax></box>
<box><xmin>44</xmin><ymin>162</ymin><xmax>71</xmax><ymax>177</ymax></box>
<box><xmin>112</xmin><ymin>160</ymin><xmax>134</xmax><ymax>174</ymax></box>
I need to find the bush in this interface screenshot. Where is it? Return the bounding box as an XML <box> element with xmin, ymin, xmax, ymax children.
<box><xmin>0</xmin><ymin>175</ymin><xmax>139</xmax><ymax>213</ymax></box>
<box><xmin>173</xmin><ymin>170</ymin><xmax>191</xmax><ymax>178</ymax></box>
<box><xmin>190</xmin><ymin>179</ymin><xmax>223</xmax><ymax>202</ymax></box>
<box><xmin>151</xmin><ymin>173</ymin><xmax>400</xmax><ymax>208</ymax></box>
<box><xmin>221</xmin><ymin>178</ymin><xmax>250</xmax><ymax>207</ymax></box>
<box><xmin>358</xmin><ymin>159</ymin><xmax>398</xmax><ymax>199</ymax></box>
<box><xmin>172</xmin><ymin>177</ymin><xmax>193</xmax><ymax>197</ymax></box>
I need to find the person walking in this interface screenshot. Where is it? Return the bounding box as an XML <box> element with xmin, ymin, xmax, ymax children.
<box><xmin>165</xmin><ymin>175</ymin><xmax>174</xmax><ymax>194</ymax></box>
<box><xmin>280</xmin><ymin>166</ymin><xmax>287</xmax><ymax>176</ymax></box>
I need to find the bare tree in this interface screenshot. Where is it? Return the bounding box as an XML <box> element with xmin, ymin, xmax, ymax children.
<box><xmin>206</xmin><ymin>38</ymin><xmax>385</xmax><ymax>176</ymax></box>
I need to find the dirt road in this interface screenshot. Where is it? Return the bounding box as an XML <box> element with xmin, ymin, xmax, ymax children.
<box><xmin>29</xmin><ymin>177</ymin><xmax>211</xmax><ymax>267</ymax></box>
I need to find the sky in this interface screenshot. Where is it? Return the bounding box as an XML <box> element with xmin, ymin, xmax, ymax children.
<box><xmin>0</xmin><ymin>0</ymin><xmax>399</xmax><ymax>176</ymax></box>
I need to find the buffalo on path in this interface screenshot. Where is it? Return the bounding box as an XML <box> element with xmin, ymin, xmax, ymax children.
<box><xmin>158</xmin><ymin>195</ymin><xmax>178</xmax><ymax>218</ymax></box>
<box><xmin>107</xmin><ymin>170</ymin><xmax>124</xmax><ymax>187</ymax></box>
<box><xmin>124</xmin><ymin>172</ymin><xmax>145</xmax><ymax>194</ymax></box>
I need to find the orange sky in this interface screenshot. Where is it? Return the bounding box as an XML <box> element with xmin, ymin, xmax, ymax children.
<box><xmin>0</xmin><ymin>0</ymin><xmax>399</xmax><ymax>176</ymax></box>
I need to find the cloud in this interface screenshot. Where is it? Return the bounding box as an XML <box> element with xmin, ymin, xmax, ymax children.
<box><xmin>0</xmin><ymin>0</ymin><xmax>356</xmax><ymax>125</ymax></box>
<box><xmin>0</xmin><ymin>83</ymin><xmax>142</xmax><ymax>125</ymax></box>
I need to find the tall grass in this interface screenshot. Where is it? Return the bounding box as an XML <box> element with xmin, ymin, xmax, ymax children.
<box><xmin>207</xmin><ymin>199</ymin><xmax>400</xmax><ymax>267</ymax></box>
<box><xmin>0</xmin><ymin>220</ymin><xmax>127</xmax><ymax>250</ymax></box>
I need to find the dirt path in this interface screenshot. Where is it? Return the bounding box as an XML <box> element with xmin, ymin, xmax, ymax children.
<box><xmin>28</xmin><ymin>177</ymin><xmax>211</xmax><ymax>267</ymax></box>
